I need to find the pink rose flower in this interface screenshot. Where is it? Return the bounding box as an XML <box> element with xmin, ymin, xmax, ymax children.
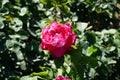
<box><xmin>56</xmin><ymin>75</ymin><xmax>71</xmax><ymax>80</ymax></box>
<box><xmin>40</xmin><ymin>21</ymin><xmax>76</xmax><ymax>58</ymax></box>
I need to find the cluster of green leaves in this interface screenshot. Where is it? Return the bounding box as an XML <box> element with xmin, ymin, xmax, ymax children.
<box><xmin>46</xmin><ymin>28</ymin><xmax>120</xmax><ymax>80</ymax></box>
<box><xmin>70</xmin><ymin>0</ymin><xmax>120</xmax><ymax>30</ymax></box>
<box><xmin>77</xmin><ymin>29</ymin><xmax>120</xmax><ymax>80</ymax></box>
<box><xmin>0</xmin><ymin>0</ymin><xmax>120</xmax><ymax>80</ymax></box>
<box><xmin>0</xmin><ymin>0</ymin><xmax>49</xmax><ymax>79</ymax></box>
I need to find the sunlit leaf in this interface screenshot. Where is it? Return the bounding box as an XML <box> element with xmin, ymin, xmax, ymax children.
<box><xmin>32</xmin><ymin>72</ymin><xmax>48</xmax><ymax>78</ymax></box>
<box><xmin>9</xmin><ymin>18</ymin><xmax>23</xmax><ymax>32</ymax></box>
<box><xmin>0</xmin><ymin>21</ymin><xmax>4</xmax><ymax>29</ymax></box>
<box><xmin>76</xmin><ymin>22</ymin><xmax>88</xmax><ymax>32</ymax></box>
<box><xmin>19</xmin><ymin>7</ymin><xmax>27</xmax><ymax>16</ymax></box>
<box><xmin>71</xmin><ymin>45</ymin><xmax>78</xmax><ymax>50</ymax></box>
<box><xmin>40</xmin><ymin>0</ymin><xmax>47</xmax><ymax>4</ymax></box>
<box><xmin>20</xmin><ymin>76</ymin><xmax>38</xmax><ymax>80</ymax></box>
<box><xmin>9</xmin><ymin>34</ymin><xmax>28</xmax><ymax>40</ymax></box>
<box><xmin>72</xmin><ymin>16</ymin><xmax>78</xmax><ymax>21</ymax></box>
<box><xmin>4</xmin><ymin>15</ymin><xmax>13</xmax><ymax>21</ymax></box>
<box><xmin>87</xmin><ymin>45</ymin><xmax>98</xmax><ymax>56</ymax></box>
<box><xmin>2</xmin><ymin>0</ymin><xmax>9</xmax><ymax>7</ymax></box>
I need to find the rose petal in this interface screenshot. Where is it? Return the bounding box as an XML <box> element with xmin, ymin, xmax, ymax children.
<box><xmin>50</xmin><ymin>48</ymin><xmax>66</xmax><ymax>58</ymax></box>
<box><xmin>40</xmin><ymin>21</ymin><xmax>76</xmax><ymax>58</ymax></box>
<box><xmin>56</xmin><ymin>75</ymin><xmax>71</xmax><ymax>80</ymax></box>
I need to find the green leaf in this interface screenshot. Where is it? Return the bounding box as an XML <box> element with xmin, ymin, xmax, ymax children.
<box><xmin>117</xmin><ymin>48</ymin><xmax>120</xmax><ymax>57</ymax></box>
<box><xmin>81</xmin><ymin>56</ymin><xmax>98</xmax><ymax>68</ymax></box>
<box><xmin>89</xmin><ymin>68</ymin><xmax>96</xmax><ymax>78</ymax></box>
<box><xmin>102</xmin><ymin>29</ymin><xmax>117</xmax><ymax>34</ymax></box>
<box><xmin>2</xmin><ymin>0</ymin><xmax>9</xmax><ymax>7</ymax></box>
<box><xmin>87</xmin><ymin>45</ymin><xmax>98</xmax><ymax>56</ymax></box>
<box><xmin>4</xmin><ymin>15</ymin><xmax>13</xmax><ymax>21</ymax></box>
<box><xmin>72</xmin><ymin>16</ymin><xmax>78</xmax><ymax>21</ymax></box>
<box><xmin>40</xmin><ymin>67</ymin><xmax>48</xmax><ymax>71</ymax></box>
<box><xmin>70</xmin><ymin>46</ymin><xmax>82</xmax><ymax>63</ymax></box>
<box><xmin>32</xmin><ymin>0</ymin><xmax>39</xmax><ymax>3</ymax></box>
<box><xmin>76</xmin><ymin>22</ymin><xmax>88</xmax><ymax>32</ymax></box>
<box><xmin>85</xmin><ymin>31</ymin><xmax>96</xmax><ymax>44</ymax></box>
<box><xmin>71</xmin><ymin>45</ymin><xmax>78</xmax><ymax>50</ymax></box>
<box><xmin>109</xmin><ymin>29</ymin><xmax>117</xmax><ymax>34</ymax></box>
<box><xmin>58</xmin><ymin>4</ymin><xmax>70</xmax><ymax>14</ymax></box>
<box><xmin>0</xmin><ymin>21</ymin><xmax>4</xmax><ymax>29</ymax></box>
<box><xmin>32</xmin><ymin>72</ymin><xmax>48</xmax><ymax>78</ymax></box>
<box><xmin>8</xmin><ymin>76</ymin><xmax>20</xmax><ymax>80</ymax></box>
<box><xmin>9</xmin><ymin>34</ymin><xmax>28</xmax><ymax>40</ymax></box>
<box><xmin>88</xmin><ymin>57</ymin><xmax>98</xmax><ymax>68</ymax></box>
<box><xmin>20</xmin><ymin>76</ymin><xmax>38</xmax><ymax>80</ymax></box>
<box><xmin>19</xmin><ymin>61</ymin><xmax>27</xmax><ymax>70</ymax></box>
<box><xmin>109</xmin><ymin>46</ymin><xmax>116</xmax><ymax>51</ymax></box>
<box><xmin>6</xmin><ymin>39</ymin><xmax>25</xmax><ymax>49</ymax></box>
<box><xmin>108</xmin><ymin>59</ymin><xmax>116</xmax><ymax>64</ymax></box>
<box><xmin>67</xmin><ymin>0</ymin><xmax>72</xmax><ymax>3</ymax></box>
<box><xmin>95</xmin><ymin>7</ymin><xmax>102</xmax><ymax>13</ymax></box>
<box><xmin>106</xmin><ymin>10</ymin><xmax>113</xmax><ymax>18</ymax></box>
<box><xmin>15</xmin><ymin>0</ymin><xmax>20</xmax><ymax>3</ymax></box>
<box><xmin>40</xmin><ymin>0</ymin><xmax>47</xmax><ymax>4</ymax></box>
<box><xmin>19</xmin><ymin>7</ymin><xmax>27</xmax><ymax>16</ymax></box>
<box><xmin>14</xmin><ymin>47</ymin><xmax>24</xmax><ymax>60</ymax></box>
<box><xmin>6</xmin><ymin>40</ymin><xmax>15</xmax><ymax>49</ymax></box>
<box><xmin>102</xmin><ymin>4</ymin><xmax>108</xmax><ymax>9</ymax></box>
<box><xmin>114</xmin><ymin>39</ymin><xmax>120</xmax><ymax>47</ymax></box>
<box><xmin>70</xmin><ymin>45</ymin><xmax>83</xmax><ymax>80</ymax></box>
<box><xmin>9</xmin><ymin>18</ymin><xmax>23</xmax><ymax>32</ymax></box>
<box><xmin>54</xmin><ymin>57</ymin><xmax>64</xmax><ymax>68</ymax></box>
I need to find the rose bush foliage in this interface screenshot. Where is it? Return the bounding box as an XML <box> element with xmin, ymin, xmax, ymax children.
<box><xmin>0</xmin><ymin>0</ymin><xmax>120</xmax><ymax>80</ymax></box>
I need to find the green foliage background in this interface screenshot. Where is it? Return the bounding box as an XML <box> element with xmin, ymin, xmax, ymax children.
<box><xmin>0</xmin><ymin>0</ymin><xmax>120</xmax><ymax>80</ymax></box>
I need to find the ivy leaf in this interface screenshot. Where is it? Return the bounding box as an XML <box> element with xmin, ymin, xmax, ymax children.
<box><xmin>8</xmin><ymin>76</ymin><xmax>20</xmax><ymax>80</ymax></box>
